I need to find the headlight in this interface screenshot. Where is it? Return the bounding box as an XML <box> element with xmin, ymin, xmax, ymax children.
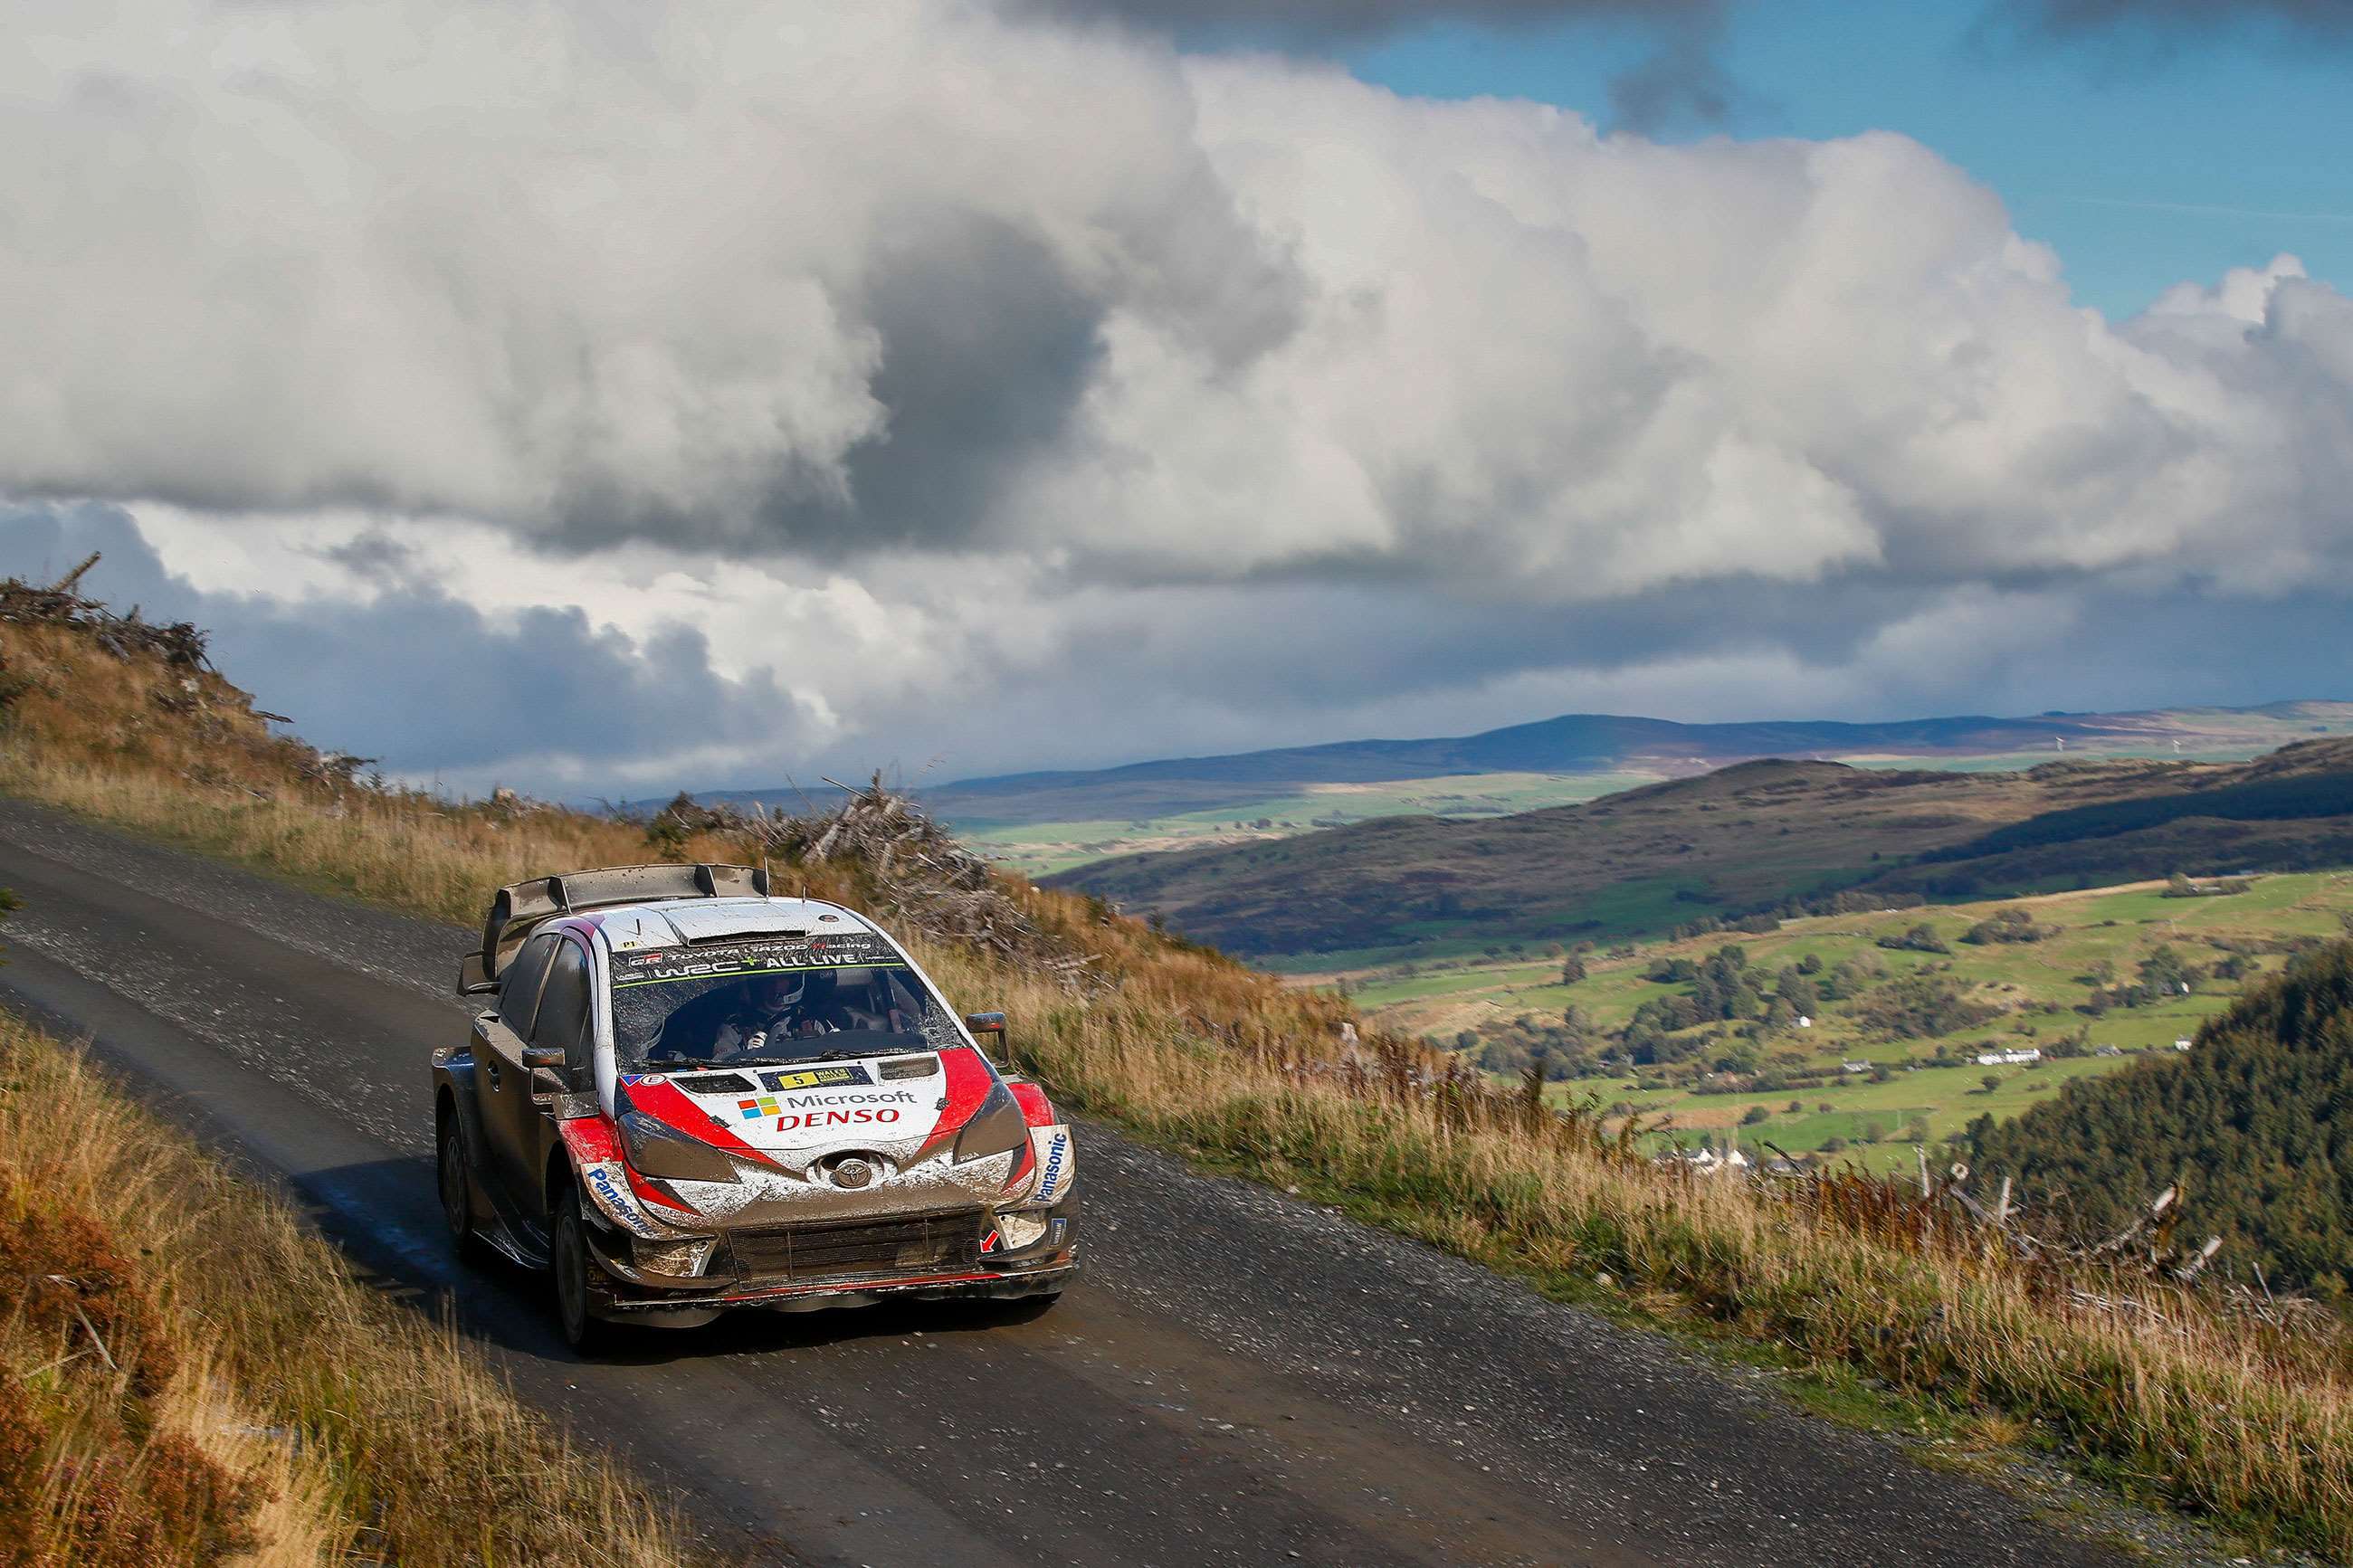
<box><xmin>952</xmin><ymin>1081</ymin><xmax>1028</xmax><ymax>1164</ymax></box>
<box><xmin>617</xmin><ymin>1109</ymin><xmax>740</xmax><ymax>1184</ymax></box>
<box><xmin>629</xmin><ymin>1235</ymin><xmax>719</xmax><ymax>1278</ymax></box>
<box><xmin>995</xmin><ymin>1212</ymin><xmax>1049</xmax><ymax>1251</ymax></box>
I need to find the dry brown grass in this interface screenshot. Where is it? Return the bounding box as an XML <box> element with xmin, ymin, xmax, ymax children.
<box><xmin>0</xmin><ymin>1010</ymin><xmax>700</xmax><ymax>1567</ymax></box>
<box><xmin>7</xmin><ymin>597</ymin><xmax>2353</xmax><ymax>1555</ymax></box>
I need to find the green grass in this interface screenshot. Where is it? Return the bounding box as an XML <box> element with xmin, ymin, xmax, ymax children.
<box><xmin>1355</xmin><ymin>870</ymin><xmax>2353</xmax><ymax>1167</ymax></box>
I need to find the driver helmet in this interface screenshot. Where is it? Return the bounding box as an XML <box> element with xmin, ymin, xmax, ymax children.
<box><xmin>751</xmin><ymin>971</ymin><xmax>808</xmax><ymax>1012</ymax></box>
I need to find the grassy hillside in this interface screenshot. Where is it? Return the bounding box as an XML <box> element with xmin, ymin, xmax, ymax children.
<box><xmin>648</xmin><ymin>700</ymin><xmax>2353</xmax><ymax>877</ymax></box>
<box><xmin>12</xmin><ymin>573</ymin><xmax>2353</xmax><ymax>1556</ymax></box>
<box><xmin>1963</xmin><ymin>944</ymin><xmax>2353</xmax><ymax>1296</ymax></box>
<box><xmin>1059</xmin><ymin>747</ymin><xmax>2353</xmax><ymax>964</ymax></box>
<box><xmin>1344</xmin><ymin>871</ymin><xmax>2353</xmax><ymax>1174</ymax></box>
<box><xmin>0</xmin><ymin>1007</ymin><xmax>696</xmax><ymax>1568</ymax></box>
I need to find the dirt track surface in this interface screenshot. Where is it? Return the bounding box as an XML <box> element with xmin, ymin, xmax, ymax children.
<box><xmin>0</xmin><ymin>800</ymin><xmax>2146</xmax><ymax>1568</ymax></box>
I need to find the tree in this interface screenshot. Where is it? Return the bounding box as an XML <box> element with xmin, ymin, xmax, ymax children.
<box><xmin>1981</xmin><ymin>1073</ymin><xmax>2004</xmax><ymax>1093</ymax></box>
<box><xmin>1965</xmin><ymin>945</ymin><xmax>2353</xmax><ymax>1293</ymax></box>
<box><xmin>1964</xmin><ymin>907</ymin><xmax>2048</xmax><ymax>945</ymax></box>
<box><xmin>1902</xmin><ymin>1114</ymin><xmax>1931</xmax><ymax>1145</ymax></box>
<box><xmin>1559</xmin><ymin>952</ymin><xmax>1587</xmax><ymax>985</ymax></box>
<box><xmin>1769</xmin><ymin>968</ymin><xmax>1825</xmax><ymax>1020</ymax></box>
<box><xmin>1740</xmin><ymin>1104</ymin><xmax>1771</xmax><ymax>1126</ymax></box>
<box><xmin>1878</xmin><ymin>922</ymin><xmax>1951</xmax><ymax>955</ymax></box>
<box><xmin>2139</xmin><ymin>943</ymin><xmax>2196</xmax><ymax>996</ymax></box>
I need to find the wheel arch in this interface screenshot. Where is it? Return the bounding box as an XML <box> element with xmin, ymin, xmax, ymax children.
<box><xmin>544</xmin><ymin>1142</ymin><xmax>579</xmax><ymax>1219</ymax></box>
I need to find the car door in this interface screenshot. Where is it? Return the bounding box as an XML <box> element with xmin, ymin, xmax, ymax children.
<box><xmin>519</xmin><ymin>937</ymin><xmax>594</xmax><ymax>1224</ymax></box>
<box><xmin>479</xmin><ymin>932</ymin><xmax>557</xmax><ymax>1216</ymax></box>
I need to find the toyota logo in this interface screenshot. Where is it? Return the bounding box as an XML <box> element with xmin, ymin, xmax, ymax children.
<box><xmin>831</xmin><ymin>1157</ymin><xmax>874</xmax><ymax>1190</ymax></box>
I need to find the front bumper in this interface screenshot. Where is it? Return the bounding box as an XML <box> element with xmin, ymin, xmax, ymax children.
<box><xmin>582</xmin><ymin>1201</ymin><xmax>1078</xmax><ymax>1322</ymax></box>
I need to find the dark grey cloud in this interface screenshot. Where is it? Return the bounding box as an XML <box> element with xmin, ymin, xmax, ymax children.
<box><xmin>838</xmin><ymin>572</ymin><xmax>2353</xmax><ymax>784</ymax></box>
<box><xmin>1607</xmin><ymin>25</ymin><xmax>1743</xmax><ymax>130</ymax></box>
<box><xmin>8</xmin><ymin>499</ymin><xmax>2350</xmax><ymax>796</ymax></box>
<box><xmin>776</xmin><ymin>214</ymin><xmax>1112</xmax><ymax>555</ymax></box>
<box><xmin>2008</xmin><ymin>0</ymin><xmax>2353</xmax><ymax>39</ymax></box>
<box><xmin>1983</xmin><ymin>0</ymin><xmax>2353</xmax><ymax>56</ymax></box>
<box><xmin>0</xmin><ymin>502</ymin><xmax>810</xmax><ymax>794</ymax></box>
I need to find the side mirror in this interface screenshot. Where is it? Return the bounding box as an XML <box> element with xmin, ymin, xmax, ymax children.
<box><xmin>964</xmin><ymin>1012</ymin><xmax>1006</xmax><ymax>1039</ymax></box>
<box><xmin>458</xmin><ymin>952</ymin><xmax>496</xmax><ymax>996</ymax></box>
<box><xmin>521</xmin><ymin>1045</ymin><xmax>567</xmax><ymax>1071</ymax></box>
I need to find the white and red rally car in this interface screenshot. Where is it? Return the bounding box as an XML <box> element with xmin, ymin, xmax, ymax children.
<box><xmin>432</xmin><ymin>864</ymin><xmax>1076</xmax><ymax>1350</ymax></box>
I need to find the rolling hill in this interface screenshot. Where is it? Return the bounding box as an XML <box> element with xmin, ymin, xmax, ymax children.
<box><xmin>627</xmin><ymin>699</ymin><xmax>2353</xmax><ymax>876</ymax></box>
<box><xmin>1054</xmin><ymin>741</ymin><xmax>2353</xmax><ymax>965</ymax></box>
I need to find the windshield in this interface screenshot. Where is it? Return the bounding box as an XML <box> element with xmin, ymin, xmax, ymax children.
<box><xmin>607</xmin><ymin>933</ymin><xmax>959</xmax><ymax>1072</ymax></box>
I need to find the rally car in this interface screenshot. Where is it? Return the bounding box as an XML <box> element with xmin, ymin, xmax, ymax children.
<box><xmin>432</xmin><ymin>862</ymin><xmax>1077</xmax><ymax>1350</ymax></box>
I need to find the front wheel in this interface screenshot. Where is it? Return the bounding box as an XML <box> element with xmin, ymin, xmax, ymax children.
<box><xmin>436</xmin><ymin>1111</ymin><xmax>479</xmax><ymax>1260</ymax></box>
<box><xmin>551</xmin><ymin>1187</ymin><xmax>611</xmax><ymax>1355</ymax></box>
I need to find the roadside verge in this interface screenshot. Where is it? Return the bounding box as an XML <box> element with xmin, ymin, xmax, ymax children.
<box><xmin>0</xmin><ymin>1005</ymin><xmax>703</xmax><ymax>1568</ymax></box>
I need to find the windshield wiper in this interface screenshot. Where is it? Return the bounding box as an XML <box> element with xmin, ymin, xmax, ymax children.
<box><xmin>723</xmin><ymin>1049</ymin><xmax>884</xmax><ymax>1067</ymax></box>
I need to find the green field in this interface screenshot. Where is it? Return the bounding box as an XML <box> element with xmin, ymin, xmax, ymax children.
<box><xmin>1336</xmin><ymin>870</ymin><xmax>2353</xmax><ymax>1172</ymax></box>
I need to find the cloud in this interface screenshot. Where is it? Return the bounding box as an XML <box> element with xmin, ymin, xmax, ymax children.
<box><xmin>0</xmin><ymin>502</ymin><xmax>816</xmax><ymax>794</ymax></box>
<box><xmin>8</xmin><ymin>0</ymin><xmax>2349</xmax><ymax>606</ymax></box>
<box><xmin>3</xmin><ymin>0</ymin><xmax>2352</xmax><ymax>794</ymax></box>
<box><xmin>1025</xmin><ymin>0</ymin><xmax>1742</xmax><ymax>133</ymax></box>
<box><xmin>1996</xmin><ymin>0</ymin><xmax>2353</xmax><ymax>48</ymax></box>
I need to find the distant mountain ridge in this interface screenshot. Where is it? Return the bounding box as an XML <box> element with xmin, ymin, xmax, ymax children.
<box><xmin>627</xmin><ymin>699</ymin><xmax>2353</xmax><ymax>832</ymax></box>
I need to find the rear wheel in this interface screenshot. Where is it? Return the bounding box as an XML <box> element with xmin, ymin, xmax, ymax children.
<box><xmin>552</xmin><ymin>1187</ymin><xmax>611</xmax><ymax>1354</ymax></box>
<box><xmin>436</xmin><ymin>1110</ymin><xmax>479</xmax><ymax>1259</ymax></box>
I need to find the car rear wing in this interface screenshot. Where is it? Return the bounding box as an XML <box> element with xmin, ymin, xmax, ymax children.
<box><xmin>459</xmin><ymin>862</ymin><xmax>772</xmax><ymax>994</ymax></box>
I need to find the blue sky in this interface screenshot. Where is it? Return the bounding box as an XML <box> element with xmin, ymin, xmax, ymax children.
<box><xmin>1339</xmin><ymin>0</ymin><xmax>2353</xmax><ymax>318</ymax></box>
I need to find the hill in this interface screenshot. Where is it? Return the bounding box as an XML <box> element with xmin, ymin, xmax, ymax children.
<box><xmin>1343</xmin><ymin>870</ymin><xmax>2353</xmax><ymax>1175</ymax></box>
<box><xmin>1962</xmin><ymin>945</ymin><xmax>2353</xmax><ymax>1296</ymax></box>
<box><xmin>634</xmin><ymin>699</ymin><xmax>2353</xmax><ymax>876</ymax></box>
<box><xmin>1057</xmin><ymin>745</ymin><xmax>2353</xmax><ymax>964</ymax></box>
<box><xmin>12</xmin><ymin>566</ymin><xmax>2353</xmax><ymax>1554</ymax></box>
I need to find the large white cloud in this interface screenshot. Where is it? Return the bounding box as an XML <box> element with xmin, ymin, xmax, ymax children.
<box><xmin>9</xmin><ymin>0</ymin><xmax>2348</xmax><ymax>594</ymax></box>
<box><xmin>4</xmin><ymin>0</ymin><xmax>2351</xmax><ymax>791</ymax></box>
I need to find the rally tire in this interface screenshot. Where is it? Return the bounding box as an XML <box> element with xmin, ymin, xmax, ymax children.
<box><xmin>553</xmin><ymin>1187</ymin><xmax>611</xmax><ymax>1355</ymax></box>
<box><xmin>436</xmin><ymin>1109</ymin><xmax>480</xmax><ymax>1261</ymax></box>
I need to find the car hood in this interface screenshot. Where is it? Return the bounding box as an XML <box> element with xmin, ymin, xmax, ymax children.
<box><xmin>613</xmin><ymin>1044</ymin><xmax>1031</xmax><ymax>1226</ymax></box>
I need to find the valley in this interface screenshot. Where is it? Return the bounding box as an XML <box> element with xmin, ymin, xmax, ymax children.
<box><xmin>1334</xmin><ymin>870</ymin><xmax>2353</xmax><ymax>1173</ymax></box>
